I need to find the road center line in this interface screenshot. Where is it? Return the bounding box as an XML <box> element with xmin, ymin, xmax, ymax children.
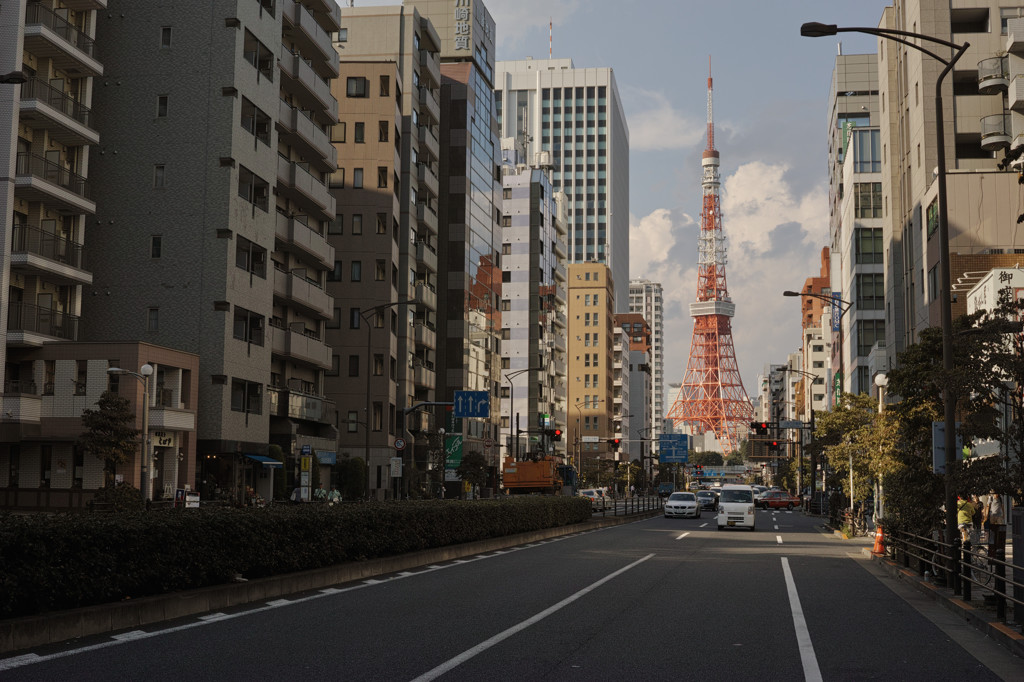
<box><xmin>676</xmin><ymin>532</ymin><xmax>690</xmax><ymax>540</ymax></box>
<box><xmin>781</xmin><ymin>557</ymin><xmax>823</xmax><ymax>682</ymax></box>
<box><xmin>776</xmin><ymin>535</ymin><xmax>783</xmax><ymax>544</ymax></box>
<box><xmin>410</xmin><ymin>554</ymin><xmax>655</xmax><ymax>682</ymax></box>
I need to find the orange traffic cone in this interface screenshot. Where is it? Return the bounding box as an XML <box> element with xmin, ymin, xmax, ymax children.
<box><xmin>872</xmin><ymin>525</ymin><xmax>884</xmax><ymax>554</ymax></box>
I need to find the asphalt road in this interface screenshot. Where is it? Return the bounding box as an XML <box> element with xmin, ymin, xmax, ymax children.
<box><xmin>3</xmin><ymin>509</ymin><xmax>1020</xmax><ymax>680</ymax></box>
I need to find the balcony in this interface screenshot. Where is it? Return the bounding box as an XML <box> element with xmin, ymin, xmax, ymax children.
<box><xmin>552</xmin><ymin>235</ymin><xmax>568</xmax><ymax>260</ymax></box>
<box><xmin>302</xmin><ymin>0</ymin><xmax>341</xmax><ymax>31</ymax></box>
<box><xmin>19</xmin><ymin>78</ymin><xmax>99</xmax><ymax>146</ymax></box>
<box><xmin>550</xmin><ymin>333</ymin><xmax>567</xmax><ymax>353</ymax></box>
<box><xmin>412</xmin><ymin>363</ymin><xmax>435</xmax><ymax>390</ymax></box>
<box><xmin>417</xmin><ymin>161</ymin><xmax>439</xmax><ymax>198</ymax></box>
<box><xmin>278</xmin><ymin>44</ymin><xmax>338</xmax><ymax>120</ymax></box>
<box><xmin>10</xmin><ymin>223</ymin><xmax>91</xmax><ymax>285</ymax></box>
<box><xmin>412</xmin><ymin>323</ymin><xmax>436</xmax><ymax>349</ymax></box>
<box><xmin>416</xmin><ymin>201</ymin><xmax>438</xmax><ymax>233</ymax></box>
<box><xmin>275</xmin><ymin>211</ymin><xmax>334</xmax><ymax>269</ymax></box>
<box><xmin>60</xmin><ymin>0</ymin><xmax>107</xmax><ymax>9</ymax></box>
<box><xmin>23</xmin><ymin>3</ymin><xmax>103</xmax><ymax>77</ymax></box>
<box><xmin>267</xmin><ymin>386</ymin><xmax>335</xmax><ymax>423</ymax></box>
<box><xmin>269</xmin><ymin>323</ymin><xmax>332</xmax><ymax>369</ymax></box>
<box><xmin>415</xmin><ymin>239</ymin><xmax>438</xmax><ymax>273</ymax></box>
<box><xmin>148</xmin><ymin>390</ymin><xmax>195</xmax><ymax>430</ymax></box>
<box><xmin>552</xmin><ymin>356</ymin><xmax>567</xmax><ymax>377</ymax></box>
<box><xmin>413</xmin><ymin>282</ymin><xmax>437</xmax><ymax>311</ymax></box>
<box><xmin>280</xmin><ymin>0</ymin><xmax>338</xmax><ymax>76</ymax></box>
<box><xmin>1</xmin><ymin>382</ymin><xmax>42</xmax><ymax>427</ymax></box>
<box><xmin>7</xmin><ymin>301</ymin><xmax>79</xmax><ymax>346</ymax></box>
<box><xmin>273</xmin><ymin>266</ymin><xmax>332</xmax><ymax>319</ymax></box>
<box><xmin>276</xmin><ymin>155</ymin><xmax>335</xmax><ymax>220</ymax></box>
<box><xmin>981</xmin><ymin>113</ymin><xmax>1011</xmax><ymax>150</ymax></box>
<box><xmin>277</xmin><ymin>100</ymin><xmax>336</xmax><ymax>172</ymax></box>
<box><xmin>418</xmin><ymin>85</ymin><xmax>440</xmax><ymax>126</ymax></box>
<box><xmin>978</xmin><ymin>56</ymin><xmax>1009</xmax><ymax>94</ymax></box>
<box><xmin>419</xmin><ymin>49</ymin><xmax>440</xmax><ymax>89</ymax></box>
<box><xmin>15</xmin><ymin>152</ymin><xmax>95</xmax><ymax>214</ymax></box>
<box><xmin>418</xmin><ymin>124</ymin><xmax>439</xmax><ymax>157</ymax></box>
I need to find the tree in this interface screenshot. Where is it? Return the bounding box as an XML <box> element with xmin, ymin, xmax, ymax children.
<box><xmin>79</xmin><ymin>391</ymin><xmax>139</xmax><ymax>487</ymax></box>
<box><xmin>689</xmin><ymin>451</ymin><xmax>724</xmax><ymax>467</ymax></box>
<box><xmin>456</xmin><ymin>451</ymin><xmax>489</xmax><ymax>491</ymax></box>
<box><xmin>725</xmin><ymin>451</ymin><xmax>745</xmax><ymax>466</ymax></box>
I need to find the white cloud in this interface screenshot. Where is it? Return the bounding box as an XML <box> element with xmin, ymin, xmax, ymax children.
<box><xmin>622</xmin><ymin>87</ymin><xmax>704</xmax><ymax>152</ymax></box>
<box><xmin>489</xmin><ymin>0</ymin><xmax>582</xmax><ymax>52</ymax></box>
<box><xmin>629</xmin><ymin>162</ymin><xmax>829</xmax><ymax>403</ymax></box>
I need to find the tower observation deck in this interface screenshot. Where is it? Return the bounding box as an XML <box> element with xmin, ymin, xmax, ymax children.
<box><xmin>666</xmin><ymin>65</ymin><xmax>753</xmax><ymax>453</ymax></box>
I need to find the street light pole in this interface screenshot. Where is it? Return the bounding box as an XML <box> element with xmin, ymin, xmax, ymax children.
<box><xmin>504</xmin><ymin>367</ymin><xmax>541</xmax><ymax>461</ymax></box>
<box><xmin>362</xmin><ymin>299</ymin><xmax>414</xmax><ymax>500</ymax></box>
<box><xmin>801</xmin><ymin>20</ymin><xmax>968</xmax><ymax>556</ymax></box>
<box><xmin>107</xmin><ymin>364</ymin><xmax>154</xmax><ymax>501</ymax></box>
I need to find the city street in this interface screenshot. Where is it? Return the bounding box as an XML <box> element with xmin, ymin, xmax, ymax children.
<box><xmin>2</xmin><ymin>510</ymin><xmax>1020</xmax><ymax>680</ymax></box>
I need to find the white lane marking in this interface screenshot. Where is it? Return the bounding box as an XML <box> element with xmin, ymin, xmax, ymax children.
<box><xmin>410</xmin><ymin>554</ymin><xmax>655</xmax><ymax>682</ymax></box>
<box><xmin>198</xmin><ymin>612</ymin><xmax>230</xmax><ymax>622</ymax></box>
<box><xmin>699</xmin><ymin>522</ymin><xmax>708</xmax><ymax>528</ymax></box>
<box><xmin>774</xmin><ymin>525</ymin><xmax>780</xmax><ymax>530</ymax></box>
<box><xmin>676</xmin><ymin>532</ymin><xmax>690</xmax><ymax>540</ymax></box>
<box><xmin>777</xmin><ymin>536</ymin><xmax>783</xmax><ymax>544</ymax></box>
<box><xmin>266</xmin><ymin>599</ymin><xmax>291</xmax><ymax>607</ymax></box>
<box><xmin>111</xmin><ymin>631</ymin><xmax>147</xmax><ymax>641</ymax></box>
<box><xmin>319</xmin><ymin>588</ymin><xmax>342</xmax><ymax>595</ymax></box>
<box><xmin>781</xmin><ymin>558</ymin><xmax>823</xmax><ymax>682</ymax></box>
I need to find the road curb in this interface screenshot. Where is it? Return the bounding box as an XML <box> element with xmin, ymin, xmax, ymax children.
<box><xmin>0</xmin><ymin>510</ymin><xmax>659</xmax><ymax>656</ymax></box>
<box><xmin>862</xmin><ymin>548</ymin><xmax>1024</xmax><ymax>660</ymax></box>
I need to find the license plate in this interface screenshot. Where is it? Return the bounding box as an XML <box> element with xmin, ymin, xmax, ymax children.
<box><xmin>728</xmin><ymin>521</ymin><xmax>736</xmax><ymax>526</ymax></box>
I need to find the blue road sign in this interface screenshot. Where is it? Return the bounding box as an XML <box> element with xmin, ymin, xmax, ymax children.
<box><xmin>658</xmin><ymin>434</ymin><xmax>689</xmax><ymax>463</ymax></box>
<box><xmin>454</xmin><ymin>390</ymin><xmax>490</xmax><ymax>418</ymax></box>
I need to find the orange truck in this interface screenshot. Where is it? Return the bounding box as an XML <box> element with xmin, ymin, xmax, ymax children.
<box><xmin>502</xmin><ymin>456</ymin><xmax>564</xmax><ymax>495</ymax></box>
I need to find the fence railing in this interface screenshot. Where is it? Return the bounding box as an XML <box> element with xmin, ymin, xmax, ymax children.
<box><xmin>6</xmin><ymin>301</ymin><xmax>79</xmax><ymax>340</ymax></box>
<box><xmin>11</xmin><ymin>223</ymin><xmax>84</xmax><ymax>269</ymax></box>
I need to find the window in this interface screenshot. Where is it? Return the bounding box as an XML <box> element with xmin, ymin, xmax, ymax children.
<box><xmin>151</xmin><ymin>235</ymin><xmax>162</xmax><ymax>258</ymax></box>
<box><xmin>375</xmin><ymin>259</ymin><xmax>386</xmax><ymax>281</ymax></box>
<box><xmin>337</xmin><ymin>27</ymin><xmax>348</xmax><ymax>42</ymax></box>
<box><xmin>379</xmin><ymin>121</ymin><xmax>389</xmax><ymax>142</ymax></box>
<box><xmin>153</xmin><ymin>165</ymin><xmax>166</xmax><ymax>188</ymax></box>
<box><xmin>855</xmin><ymin>228</ymin><xmax>883</xmax><ymax>264</ymax></box>
<box><xmin>352</xmin><ymin>214</ymin><xmax>363</xmax><ymax>234</ymax></box>
<box><xmin>241</xmin><ymin>97</ymin><xmax>271</xmax><ymax>146</ymax></box>
<box><xmin>328</xmin><ymin>215</ymin><xmax>343</xmax><ymax>235</ymax></box>
<box><xmin>350</xmin><ymin>308</ymin><xmax>361</xmax><ymax>329</ymax></box>
<box><xmin>330</xmin><ymin>167</ymin><xmax>345</xmax><ymax>189</ymax></box>
<box><xmin>347</xmin><ymin>77</ymin><xmax>369</xmax><ymax>97</ymax></box>
<box><xmin>376</xmin><ymin>213</ymin><xmax>387</xmax><ymax>234</ymax></box>
<box><xmin>585</xmin><ymin>294</ymin><xmax>591</xmax><ymax>305</ymax></box>
<box><xmin>354</xmin><ymin>122</ymin><xmax>365</xmax><ymax>143</ymax></box>
<box><xmin>233</xmin><ymin>306</ymin><xmax>265</xmax><ymax>345</ymax></box>
<box><xmin>160</xmin><ymin>26</ymin><xmax>172</xmax><ymax>47</ymax></box>
<box><xmin>242</xmin><ymin>30</ymin><xmax>274</xmax><ymax>81</ymax></box>
<box><xmin>351</xmin><ymin>261</ymin><xmax>362</xmax><ymax>281</ymax></box>
<box><xmin>349</xmin><ymin>355</ymin><xmax>360</xmax><ymax>377</ymax></box>
<box><xmin>854</xmin><ymin>182</ymin><xmax>882</xmax><ymax>219</ymax></box>
<box><xmin>331</xmin><ymin>122</ymin><xmax>346</xmax><ymax>143</ymax></box>
<box><xmin>926</xmin><ymin>199</ymin><xmax>938</xmax><ymax>237</ymax></box>
<box><xmin>380</xmin><ymin>75</ymin><xmax>389</xmax><ymax>97</ymax></box>
<box><xmin>230</xmin><ymin>379</ymin><xmax>262</xmax><ymax>414</ymax></box>
<box><xmin>856</xmin><ymin>319</ymin><xmax>885</xmax><ymax>356</ymax></box>
<box><xmin>235</xmin><ymin>235</ymin><xmax>267</xmax><ymax>277</ymax></box>
<box><xmin>856</xmin><ymin>274</ymin><xmax>884</xmax><ymax>310</ymax></box>
<box><xmin>347</xmin><ymin>410</ymin><xmax>358</xmax><ymax>432</ymax></box>
<box><xmin>503</xmin><ymin>188</ymin><xmax>512</xmax><ymax>200</ymax></box>
<box><xmin>147</xmin><ymin>308</ymin><xmax>159</xmax><ymax>331</ymax></box>
<box><xmin>373</xmin><ymin>354</ymin><xmax>384</xmax><ymax>376</ymax></box>
<box><xmin>378</xmin><ymin>166</ymin><xmax>388</xmax><ymax>188</ymax></box>
<box><xmin>372</xmin><ymin>402</ymin><xmax>383</xmax><ymax>431</ymax></box>
<box><xmin>852</xmin><ymin>128</ymin><xmax>881</xmax><ymax>173</ymax></box>
<box><xmin>238</xmin><ymin>165</ymin><xmax>270</xmax><ymax>212</ymax></box>
<box><xmin>353</xmin><ymin>168</ymin><xmax>363</xmax><ymax>188</ymax></box>
<box><xmin>157</xmin><ymin>95</ymin><xmax>168</xmax><ymax>117</ymax></box>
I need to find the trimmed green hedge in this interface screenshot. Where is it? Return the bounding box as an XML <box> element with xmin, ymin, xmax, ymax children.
<box><xmin>0</xmin><ymin>496</ymin><xmax>591</xmax><ymax>619</ymax></box>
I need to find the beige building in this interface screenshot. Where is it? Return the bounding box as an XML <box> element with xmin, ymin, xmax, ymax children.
<box><xmin>329</xmin><ymin>5</ymin><xmax>442</xmax><ymax>498</ymax></box>
<box><xmin>567</xmin><ymin>263</ymin><xmax>615</xmax><ymax>463</ymax></box>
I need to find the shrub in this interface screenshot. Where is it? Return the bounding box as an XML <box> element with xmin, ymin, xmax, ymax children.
<box><xmin>91</xmin><ymin>482</ymin><xmax>145</xmax><ymax>512</ymax></box>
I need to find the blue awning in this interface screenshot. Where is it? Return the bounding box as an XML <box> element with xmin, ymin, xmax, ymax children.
<box><xmin>245</xmin><ymin>454</ymin><xmax>283</xmax><ymax>468</ymax></box>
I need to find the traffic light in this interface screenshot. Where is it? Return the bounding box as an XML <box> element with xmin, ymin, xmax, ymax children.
<box><xmin>694</xmin><ymin>465</ymin><xmax>703</xmax><ymax>477</ymax></box>
<box><xmin>552</xmin><ymin>428</ymin><xmax>562</xmax><ymax>441</ymax></box>
<box><xmin>750</xmin><ymin>421</ymin><xmax>771</xmax><ymax>436</ymax></box>
<box><xmin>610</xmin><ymin>438</ymin><xmax>621</xmax><ymax>452</ymax></box>
<box><xmin>769</xmin><ymin>440</ymin><xmax>780</xmax><ymax>452</ymax></box>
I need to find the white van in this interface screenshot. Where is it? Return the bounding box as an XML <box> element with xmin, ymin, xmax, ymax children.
<box><xmin>717</xmin><ymin>484</ymin><xmax>756</xmax><ymax>531</ymax></box>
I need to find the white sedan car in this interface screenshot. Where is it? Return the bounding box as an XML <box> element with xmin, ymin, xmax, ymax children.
<box><xmin>664</xmin><ymin>491</ymin><xmax>701</xmax><ymax>519</ymax></box>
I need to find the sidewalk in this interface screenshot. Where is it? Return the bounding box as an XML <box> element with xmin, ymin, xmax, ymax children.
<box><xmin>827</xmin><ymin>523</ymin><xmax>1024</xmax><ymax>661</ymax></box>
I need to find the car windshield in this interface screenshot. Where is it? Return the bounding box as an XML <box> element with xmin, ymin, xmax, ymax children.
<box><xmin>668</xmin><ymin>493</ymin><xmax>694</xmax><ymax>501</ymax></box>
<box><xmin>721</xmin><ymin>490</ymin><xmax>753</xmax><ymax>503</ymax></box>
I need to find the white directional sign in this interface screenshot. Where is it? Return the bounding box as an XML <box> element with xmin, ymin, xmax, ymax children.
<box><xmin>779</xmin><ymin>420</ymin><xmax>805</xmax><ymax>429</ymax></box>
<box><xmin>581</xmin><ymin>436</ymin><xmax>600</xmax><ymax>443</ymax></box>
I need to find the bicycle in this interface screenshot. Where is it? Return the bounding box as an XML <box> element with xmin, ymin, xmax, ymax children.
<box><xmin>964</xmin><ymin>542</ymin><xmax>992</xmax><ymax>589</ymax></box>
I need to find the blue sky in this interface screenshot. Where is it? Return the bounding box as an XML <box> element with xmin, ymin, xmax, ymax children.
<box><xmin>354</xmin><ymin>0</ymin><xmax>889</xmax><ymax>397</ymax></box>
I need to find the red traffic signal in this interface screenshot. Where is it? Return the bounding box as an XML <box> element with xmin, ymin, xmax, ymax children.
<box><xmin>553</xmin><ymin>428</ymin><xmax>562</xmax><ymax>441</ymax></box>
<box><xmin>610</xmin><ymin>438</ymin><xmax>621</xmax><ymax>451</ymax></box>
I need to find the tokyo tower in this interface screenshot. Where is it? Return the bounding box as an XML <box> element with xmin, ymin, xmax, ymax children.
<box><xmin>666</xmin><ymin>66</ymin><xmax>753</xmax><ymax>453</ymax></box>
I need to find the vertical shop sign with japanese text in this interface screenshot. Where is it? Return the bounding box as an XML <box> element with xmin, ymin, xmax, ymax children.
<box><xmin>454</xmin><ymin>0</ymin><xmax>471</xmax><ymax>50</ymax></box>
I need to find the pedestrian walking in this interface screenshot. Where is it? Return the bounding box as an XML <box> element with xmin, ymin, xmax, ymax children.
<box><xmin>956</xmin><ymin>496</ymin><xmax>976</xmax><ymax>543</ymax></box>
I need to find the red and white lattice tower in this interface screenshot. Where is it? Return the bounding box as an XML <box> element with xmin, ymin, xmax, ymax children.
<box><xmin>666</xmin><ymin>66</ymin><xmax>753</xmax><ymax>453</ymax></box>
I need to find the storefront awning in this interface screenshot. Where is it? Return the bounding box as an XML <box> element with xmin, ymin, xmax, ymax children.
<box><xmin>316</xmin><ymin>451</ymin><xmax>337</xmax><ymax>465</ymax></box>
<box><xmin>245</xmin><ymin>454</ymin><xmax>283</xmax><ymax>468</ymax></box>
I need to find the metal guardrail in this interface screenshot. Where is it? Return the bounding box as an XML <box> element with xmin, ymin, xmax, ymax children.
<box><xmin>888</xmin><ymin>527</ymin><xmax>1024</xmax><ymax>632</ymax></box>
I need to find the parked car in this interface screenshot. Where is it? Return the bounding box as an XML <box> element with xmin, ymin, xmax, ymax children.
<box><xmin>757</xmin><ymin>490</ymin><xmax>801</xmax><ymax>510</ymax></box>
<box><xmin>664</xmin><ymin>491</ymin><xmax>701</xmax><ymax>518</ymax></box>
<box><xmin>695</xmin><ymin>490</ymin><xmax>719</xmax><ymax>512</ymax></box>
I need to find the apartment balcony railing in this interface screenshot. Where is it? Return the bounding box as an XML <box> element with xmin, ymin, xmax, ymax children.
<box><xmin>19</xmin><ymin>78</ymin><xmax>98</xmax><ymax>145</ymax></box>
<box><xmin>12</xmin><ymin>223</ymin><xmax>85</xmax><ymax>270</ymax></box>
<box><xmin>417</xmin><ymin>161</ymin><xmax>439</xmax><ymax>198</ymax></box>
<box><xmin>981</xmin><ymin>113</ymin><xmax>1011</xmax><ymax>151</ymax></box>
<box><xmin>267</xmin><ymin>386</ymin><xmax>335</xmax><ymax>423</ymax></box>
<box><xmin>280</xmin><ymin>0</ymin><xmax>337</xmax><ymax>75</ymax></box>
<box><xmin>277</xmin><ymin>99</ymin><xmax>336</xmax><ymax>171</ymax></box>
<box><xmin>7</xmin><ymin>301</ymin><xmax>79</xmax><ymax>341</ymax></box>
<box><xmin>3</xmin><ymin>380</ymin><xmax>39</xmax><ymax>395</ymax></box>
<box><xmin>978</xmin><ymin>56</ymin><xmax>1009</xmax><ymax>94</ymax></box>
<box><xmin>413</xmin><ymin>282</ymin><xmax>437</xmax><ymax>311</ymax></box>
<box><xmin>276</xmin><ymin>155</ymin><xmax>335</xmax><ymax>219</ymax></box>
<box><xmin>278</xmin><ymin>43</ymin><xmax>338</xmax><ymax>120</ymax></box>
<box><xmin>415</xmin><ymin>239</ymin><xmax>438</xmax><ymax>273</ymax></box>
<box><xmin>15</xmin><ymin>152</ymin><xmax>95</xmax><ymax>214</ymax></box>
<box><xmin>274</xmin><ymin>211</ymin><xmax>334</xmax><ymax>269</ymax></box>
<box><xmin>24</xmin><ymin>2</ymin><xmax>102</xmax><ymax>76</ymax></box>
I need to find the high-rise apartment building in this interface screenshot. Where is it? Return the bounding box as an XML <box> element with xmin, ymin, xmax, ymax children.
<box><xmin>827</xmin><ymin>51</ymin><xmax>883</xmax><ymax>397</ymax></box>
<box><xmin>498</xmin><ymin>140</ymin><xmax>568</xmax><ymax>462</ymax></box>
<box><xmin>628</xmin><ymin>279</ymin><xmax>664</xmax><ymax>453</ymax></box>
<box><xmin>80</xmin><ymin>0</ymin><xmax>342</xmax><ymax>499</ymax></box>
<box><xmin>567</xmin><ymin>262</ymin><xmax>615</xmax><ymax>464</ymax></box>
<box><xmin>495</xmin><ymin>58</ymin><xmax>630</xmax><ymax>312</ymax></box>
<box><xmin>616</xmin><ymin>313</ymin><xmax>651</xmax><ymax>466</ymax></box>
<box><xmin>330</xmin><ymin>5</ymin><xmax>442</xmax><ymax>499</ymax></box>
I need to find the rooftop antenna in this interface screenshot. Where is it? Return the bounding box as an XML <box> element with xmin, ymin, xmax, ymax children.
<box><xmin>549</xmin><ymin>18</ymin><xmax>552</xmax><ymax>59</ymax></box>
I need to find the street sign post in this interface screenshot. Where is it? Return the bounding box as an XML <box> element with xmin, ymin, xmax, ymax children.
<box><xmin>394</xmin><ymin>438</ymin><xmax>406</xmax><ymax>451</ymax></box>
<box><xmin>658</xmin><ymin>434</ymin><xmax>689</xmax><ymax>463</ymax></box>
<box><xmin>454</xmin><ymin>390</ymin><xmax>490</xmax><ymax>418</ymax></box>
